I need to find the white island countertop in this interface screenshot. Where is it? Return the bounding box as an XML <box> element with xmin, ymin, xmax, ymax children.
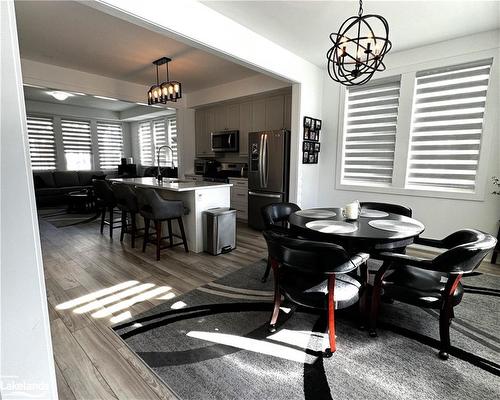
<box><xmin>110</xmin><ymin>177</ymin><xmax>232</xmax><ymax>192</ymax></box>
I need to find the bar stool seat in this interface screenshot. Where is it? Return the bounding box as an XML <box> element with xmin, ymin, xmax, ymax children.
<box><xmin>136</xmin><ymin>186</ymin><xmax>189</xmax><ymax>260</ymax></box>
<box><xmin>111</xmin><ymin>183</ymin><xmax>143</xmax><ymax>248</ymax></box>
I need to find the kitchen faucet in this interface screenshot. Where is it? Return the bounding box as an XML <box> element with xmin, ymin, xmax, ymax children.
<box><xmin>156</xmin><ymin>145</ymin><xmax>174</xmax><ymax>182</ymax></box>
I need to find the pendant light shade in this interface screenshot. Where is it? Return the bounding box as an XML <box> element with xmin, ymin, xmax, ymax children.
<box><xmin>327</xmin><ymin>0</ymin><xmax>391</xmax><ymax>86</ymax></box>
<box><xmin>147</xmin><ymin>57</ymin><xmax>182</xmax><ymax>104</ymax></box>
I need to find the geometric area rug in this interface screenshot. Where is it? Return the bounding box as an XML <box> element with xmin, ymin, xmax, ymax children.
<box><xmin>113</xmin><ymin>260</ymin><xmax>500</xmax><ymax>400</ymax></box>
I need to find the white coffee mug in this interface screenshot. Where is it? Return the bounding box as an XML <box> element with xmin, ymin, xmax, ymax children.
<box><xmin>343</xmin><ymin>201</ymin><xmax>360</xmax><ymax>220</ymax></box>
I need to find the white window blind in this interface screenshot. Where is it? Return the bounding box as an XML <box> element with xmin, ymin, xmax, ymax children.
<box><xmin>341</xmin><ymin>76</ymin><xmax>401</xmax><ymax>186</ymax></box>
<box><xmin>26</xmin><ymin>115</ymin><xmax>57</xmax><ymax>170</ymax></box>
<box><xmin>153</xmin><ymin>119</ymin><xmax>167</xmax><ymax>166</ymax></box>
<box><xmin>61</xmin><ymin>119</ymin><xmax>92</xmax><ymax>170</ymax></box>
<box><xmin>139</xmin><ymin>121</ymin><xmax>153</xmax><ymax>166</ymax></box>
<box><xmin>169</xmin><ymin>117</ymin><xmax>178</xmax><ymax>166</ymax></box>
<box><xmin>97</xmin><ymin>121</ymin><xmax>123</xmax><ymax>169</ymax></box>
<box><xmin>406</xmin><ymin>58</ymin><xmax>492</xmax><ymax>193</ymax></box>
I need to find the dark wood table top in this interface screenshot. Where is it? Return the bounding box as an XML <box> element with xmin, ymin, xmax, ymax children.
<box><xmin>289</xmin><ymin>207</ymin><xmax>425</xmax><ymax>252</ymax></box>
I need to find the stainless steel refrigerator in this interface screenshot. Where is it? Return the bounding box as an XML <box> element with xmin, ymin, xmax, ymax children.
<box><xmin>248</xmin><ymin>130</ymin><xmax>290</xmax><ymax>230</ymax></box>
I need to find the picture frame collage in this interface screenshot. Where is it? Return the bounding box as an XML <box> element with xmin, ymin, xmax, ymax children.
<box><xmin>302</xmin><ymin>116</ymin><xmax>322</xmax><ymax>164</ymax></box>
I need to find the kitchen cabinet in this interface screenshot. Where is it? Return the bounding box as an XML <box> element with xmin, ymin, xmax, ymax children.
<box><xmin>229</xmin><ymin>177</ymin><xmax>248</xmax><ymax>221</ymax></box>
<box><xmin>214</xmin><ymin>105</ymin><xmax>227</xmax><ymax>131</ymax></box>
<box><xmin>226</xmin><ymin>104</ymin><xmax>240</xmax><ymax>130</ymax></box>
<box><xmin>195</xmin><ymin>109</ymin><xmax>215</xmax><ymax>157</ymax></box>
<box><xmin>284</xmin><ymin>93</ymin><xmax>292</xmax><ymax>131</ymax></box>
<box><xmin>252</xmin><ymin>99</ymin><xmax>266</xmax><ymax>132</ymax></box>
<box><xmin>265</xmin><ymin>95</ymin><xmax>285</xmax><ymax>131</ymax></box>
<box><xmin>239</xmin><ymin>101</ymin><xmax>252</xmax><ymax>156</ymax></box>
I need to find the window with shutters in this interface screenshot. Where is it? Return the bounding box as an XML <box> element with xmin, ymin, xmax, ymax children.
<box><xmin>336</xmin><ymin>56</ymin><xmax>495</xmax><ymax>199</ymax></box>
<box><xmin>97</xmin><ymin>121</ymin><xmax>123</xmax><ymax>169</ymax></box>
<box><xmin>61</xmin><ymin>119</ymin><xmax>92</xmax><ymax>170</ymax></box>
<box><xmin>406</xmin><ymin>59</ymin><xmax>493</xmax><ymax>193</ymax></box>
<box><xmin>138</xmin><ymin>117</ymin><xmax>178</xmax><ymax>167</ymax></box>
<box><xmin>26</xmin><ymin>115</ymin><xmax>57</xmax><ymax>170</ymax></box>
<box><xmin>139</xmin><ymin>121</ymin><xmax>153</xmax><ymax>166</ymax></box>
<box><xmin>341</xmin><ymin>76</ymin><xmax>401</xmax><ymax>186</ymax></box>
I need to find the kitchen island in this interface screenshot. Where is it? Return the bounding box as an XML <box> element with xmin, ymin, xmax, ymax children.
<box><xmin>111</xmin><ymin>177</ymin><xmax>232</xmax><ymax>253</ymax></box>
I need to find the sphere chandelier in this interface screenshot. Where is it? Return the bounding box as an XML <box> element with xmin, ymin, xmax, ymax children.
<box><xmin>327</xmin><ymin>0</ymin><xmax>392</xmax><ymax>86</ymax></box>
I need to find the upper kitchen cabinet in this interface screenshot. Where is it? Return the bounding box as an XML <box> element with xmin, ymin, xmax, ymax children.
<box><xmin>265</xmin><ymin>95</ymin><xmax>285</xmax><ymax>131</ymax></box>
<box><xmin>284</xmin><ymin>93</ymin><xmax>292</xmax><ymax>131</ymax></box>
<box><xmin>239</xmin><ymin>101</ymin><xmax>252</xmax><ymax>156</ymax></box>
<box><xmin>214</xmin><ymin>104</ymin><xmax>239</xmax><ymax>131</ymax></box>
<box><xmin>195</xmin><ymin>109</ymin><xmax>215</xmax><ymax>157</ymax></box>
<box><xmin>252</xmin><ymin>99</ymin><xmax>266</xmax><ymax>132</ymax></box>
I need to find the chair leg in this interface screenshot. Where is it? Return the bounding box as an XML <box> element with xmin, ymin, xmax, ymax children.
<box><xmin>120</xmin><ymin>211</ymin><xmax>126</xmax><ymax>242</ymax></box>
<box><xmin>268</xmin><ymin>259</ymin><xmax>281</xmax><ymax>333</ymax></box>
<box><xmin>438</xmin><ymin>274</ymin><xmax>462</xmax><ymax>360</ymax></box>
<box><xmin>130</xmin><ymin>213</ymin><xmax>136</xmax><ymax>249</ymax></box>
<box><xmin>323</xmin><ymin>274</ymin><xmax>336</xmax><ymax>358</ymax></box>
<box><xmin>167</xmin><ymin>219</ymin><xmax>173</xmax><ymax>247</ymax></box>
<box><xmin>358</xmin><ymin>262</ymin><xmax>368</xmax><ymax>329</ymax></box>
<box><xmin>142</xmin><ymin>218</ymin><xmax>150</xmax><ymax>252</ymax></box>
<box><xmin>177</xmin><ymin>217</ymin><xmax>188</xmax><ymax>252</ymax></box>
<box><xmin>155</xmin><ymin>221</ymin><xmax>162</xmax><ymax>261</ymax></box>
<box><xmin>108</xmin><ymin>206</ymin><xmax>114</xmax><ymax>239</ymax></box>
<box><xmin>369</xmin><ymin>261</ymin><xmax>391</xmax><ymax>337</ymax></box>
<box><xmin>100</xmin><ymin>208</ymin><xmax>105</xmax><ymax>234</ymax></box>
<box><xmin>261</xmin><ymin>256</ymin><xmax>272</xmax><ymax>283</ymax></box>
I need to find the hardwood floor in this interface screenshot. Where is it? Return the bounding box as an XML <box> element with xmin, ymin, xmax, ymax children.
<box><xmin>40</xmin><ymin>217</ymin><xmax>268</xmax><ymax>400</ymax></box>
<box><xmin>39</xmin><ymin>216</ymin><xmax>498</xmax><ymax>399</ymax></box>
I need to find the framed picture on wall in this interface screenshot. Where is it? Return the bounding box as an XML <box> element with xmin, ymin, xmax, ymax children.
<box><xmin>303</xmin><ymin>151</ymin><xmax>309</xmax><ymax>163</ymax></box>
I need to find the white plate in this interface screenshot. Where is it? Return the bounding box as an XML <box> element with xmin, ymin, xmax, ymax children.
<box><xmin>305</xmin><ymin>220</ymin><xmax>357</xmax><ymax>234</ymax></box>
<box><xmin>360</xmin><ymin>209</ymin><xmax>389</xmax><ymax>218</ymax></box>
<box><xmin>296</xmin><ymin>209</ymin><xmax>337</xmax><ymax>218</ymax></box>
<box><xmin>368</xmin><ymin>219</ymin><xmax>422</xmax><ymax>233</ymax></box>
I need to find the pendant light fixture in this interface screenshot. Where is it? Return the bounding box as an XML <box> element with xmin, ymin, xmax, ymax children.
<box><xmin>326</xmin><ymin>0</ymin><xmax>391</xmax><ymax>86</ymax></box>
<box><xmin>147</xmin><ymin>57</ymin><xmax>182</xmax><ymax>105</ymax></box>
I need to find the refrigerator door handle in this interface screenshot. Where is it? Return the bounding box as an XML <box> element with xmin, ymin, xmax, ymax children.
<box><xmin>263</xmin><ymin>133</ymin><xmax>269</xmax><ymax>188</ymax></box>
<box><xmin>259</xmin><ymin>134</ymin><xmax>264</xmax><ymax>187</ymax></box>
<box><xmin>248</xmin><ymin>191</ymin><xmax>282</xmax><ymax>199</ymax></box>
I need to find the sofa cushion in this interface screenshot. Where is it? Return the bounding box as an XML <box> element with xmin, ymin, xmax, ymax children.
<box><xmin>53</xmin><ymin>171</ymin><xmax>80</xmax><ymax>187</ymax></box>
<box><xmin>78</xmin><ymin>170</ymin><xmax>105</xmax><ymax>186</ymax></box>
<box><xmin>33</xmin><ymin>171</ymin><xmax>56</xmax><ymax>188</ymax></box>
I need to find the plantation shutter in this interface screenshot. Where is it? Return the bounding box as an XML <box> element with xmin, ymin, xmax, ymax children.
<box><xmin>139</xmin><ymin>121</ymin><xmax>153</xmax><ymax>166</ymax></box>
<box><xmin>61</xmin><ymin>119</ymin><xmax>92</xmax><ymax>170</ymax></box>
<box><xmin>26</xmin><ymin>115</ymin><xmax>57</xmax><ymax>170</ymax></box>
<box><xmin>341</xmin><ymin>76</ymin><xmax>401</xmax><ymax>185</ymax></box>
<box><xmin>97</xmin><ymin>121</ymin><xmax>123</xmax><ymax>169</ymax></box>
<box><xmin>153</xmin><ymin>119</ymin><xmax>167</xmax><ymax>166</ymax></box>
<box><xmin>168</xmin><ymin>117</ymin><xmax>178</xmax><ymax>166</ymax></box>
<box><xmin>407</xmin><ymin>58</ymin><xmax>492</xmax><ymax>192</ymax></box>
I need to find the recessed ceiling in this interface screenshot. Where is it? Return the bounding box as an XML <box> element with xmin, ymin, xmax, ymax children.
<box><xmin>202</xmin><ymin>1</ymin><xmax>500</xmax><ymax>67</ymax></box>
<box><xmin>15</xmin><ymin>0</ymin><xmax>261</xmax><ymax>93</ymax></box>
<box><xmin>23</xmin><ymin>85</ymin><xmax>142</xmax><ymax>112</ymax></box>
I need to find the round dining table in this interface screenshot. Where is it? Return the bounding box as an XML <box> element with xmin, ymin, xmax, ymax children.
<box><xmin>288</xmin><ymin>207</ymin><xmax>425</xmax><ymax>253</ymax></box>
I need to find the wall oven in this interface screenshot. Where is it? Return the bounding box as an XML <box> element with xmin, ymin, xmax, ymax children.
<box><xmin>211</xmin><ymin>130</ymin><xmax>239</xmax><ymax>153</ymax></box>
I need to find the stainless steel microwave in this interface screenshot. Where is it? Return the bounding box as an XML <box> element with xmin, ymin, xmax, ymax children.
<box><xmin>211</xmin><ymin>130</ymin><xmax>239</xmax><ymax>152</ymax></box>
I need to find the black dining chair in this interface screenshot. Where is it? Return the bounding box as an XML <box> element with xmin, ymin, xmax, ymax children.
<box><xmin>360</xmin><ymin>202</ymin><xmax>412</xmax><ymax>218</ymax></box>
<box><xmin>93</xmin><ymin>180</ymin><xmax>119</xmax><ymax>238</ymax></box>
<box><xmin>263</xmin><ymin>230</ymin><xmax>369</xmax><ymax>357</ymax></box>
<box><xmin>135</xmin><ymin>187</ymin><xmax>189</xmax><ymax>260</ymax></box>
<box><xmin>368</xmin><ymin>229</ymin><xmax>496</xmax><ymax>360</ymax></box>
<box><xmin>111</xmin><ymin>183</ymin><xmax>141</xmax><ymax>248</ymax></box>
<box><xmin>260</xmin><ymin>202</ymin><xmax>301</xmax><ymax>282</ymax></box>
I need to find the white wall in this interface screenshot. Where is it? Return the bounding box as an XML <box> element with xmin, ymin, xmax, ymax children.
<box><xmin>92</xmin><ymin>0</ymin><xmax>325</xmax><ymax>208</ymax></box>
<box><xmin>0</xmin><ymin>1</ymin><xmax>58</xmax><ymax>398</ymax></box>
<box><xmin>319</xmin><ymin>30</ymin><xmax>500</xmax><ymax>239</ymax></box>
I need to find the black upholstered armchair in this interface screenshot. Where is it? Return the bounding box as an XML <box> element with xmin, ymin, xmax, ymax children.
<box><xmin>263</xmin><ymin>230</ymin><xmax>369</xmax><ymax>357</ymax></box>
<box><xmin>260</xmin><ymin>202</ymin><xmax>301</xmax><ymax>282</ymax></box>
<box><xmin>369</xmin><ymin>229</ymin><xmax>497</xmax><ymax>360</ymax></box>
<box><xmin>360</xmin><ymin>202</ymin><xmax>412</xmax><ymax>218</ymax></box>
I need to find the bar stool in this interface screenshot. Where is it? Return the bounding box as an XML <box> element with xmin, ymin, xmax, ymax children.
<box><xmin>111</xmin><ymin>183</ymin><xmax>141</xmax><ymax>248</ymax></box>
<box><xmin>135</xmin><ymin>187</ymin><xmax>189</xmax><ymax>260</ymax></box>
<box><xmin>93</xmin><ymin>180</ymin><xmax>120</xmax><ymax>238</ymax></box>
